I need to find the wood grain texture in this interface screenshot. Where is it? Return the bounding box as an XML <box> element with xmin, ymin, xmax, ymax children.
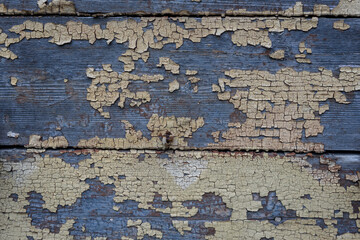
<box><xmin>1</xmin><ymin>149</ymin><xmax>359</xmax><ymax>239</ymax></box>
<box><xmin>0</xmin><ymin>2</ymin><xmax>360</xmax><ymax>238</ymax></box>
<box><xmin>0</xmin><ymin>16</ymin><xmax>359</xmax><ymax>151</ymax></box>
<box><xmin>1</xmin><ymin>0</ymin><xmax>360</xmax><ymax>16</ymax></box>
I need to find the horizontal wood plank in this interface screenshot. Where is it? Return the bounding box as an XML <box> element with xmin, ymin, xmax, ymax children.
<box><xmin>1</xmin><ymin>149</ymin><xmax>359</xmax><ymax>239</ymax></box>
<box><xmin>0</xmin><ymin>16</ymin><xmax>359</xmax><ymax>152</ymax></box>
<box><xmin>1</xmin><ymin>0</ymin><xmax>360</xmax><ymax>17</ymax></box>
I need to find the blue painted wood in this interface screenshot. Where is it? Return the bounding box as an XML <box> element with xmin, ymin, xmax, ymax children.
<box><xmin>0</xmin><ymin>0</ymin><xmax>346</xmax><ymax>16</ymax></box>
<box><xmin>0</xmin><ymin>17</ymin><xmax>359</xmax><ymax>151</ymax></box>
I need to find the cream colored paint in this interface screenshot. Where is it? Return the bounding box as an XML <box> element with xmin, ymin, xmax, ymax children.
<box><xmin>1</xmin><ymin>150</ymin><xmax>359</xmax><ymax>239</ymax></box>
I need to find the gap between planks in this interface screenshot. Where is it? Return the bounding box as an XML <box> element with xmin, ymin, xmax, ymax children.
<box><xmin>1</xmin><ymin>145</ymin><xmax>360</xmax><ymax>155</ymax></box>
<box><xmin>0</xmin><ymin>12</ymin><xmax>360</xmax><ymax>18</ymax></box>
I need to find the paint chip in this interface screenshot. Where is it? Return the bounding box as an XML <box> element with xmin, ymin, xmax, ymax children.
<box><xmin>169</xmin><ymin>80</ymin><xmax>180</xmax><ymax>92</ymax></box>
<box><xmin>269</xmin><ymin>50</ymin><xmax>285</xmax><ymax>60</ymax></box>
<box><xmin>10</xmin><ymin>77</ymin><xmax>18</xmax><ymax>86</ymax></box>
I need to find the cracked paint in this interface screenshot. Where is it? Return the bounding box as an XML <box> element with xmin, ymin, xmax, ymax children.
<box><xmin>77</xmin><ymin>114</ymin><xmax>204</xmax><ymax>149</ymax></box>
<box><xmin>0</xmin><ymin>17</ymin><xmax>318</xmax><ymax>55</ymax></box>
<box><xmin>157</xmin><ymin>57</ymin><xmax>180</xmax><ymax>75</ymax></box>
<box><xmin>27</xmin><ymin>135</ymin><xmax>69</xmax><ymax>149</ymax></box>
<box><xmin>210</xmin><ymin>67</ymin><xmax>360</xmax><ymax>152</ymax></box>
<box><xmin>86</xmin><ymin>65</ymin><xmax>163</xmax><ymax>118</ymax></box>
<box><xmin>0</xmin><ymin>1</ymin><xmax>359</xmax><ymax>240</ymax></box>
<box><xmin>0</xmin><ymin>16</ymin><xmax>358</xmax><ymax>153</ymax></box>
<box><xmin>1</xmin><ymin>150</ymin><xmax>359</xmax><ymax>239</ymax></box>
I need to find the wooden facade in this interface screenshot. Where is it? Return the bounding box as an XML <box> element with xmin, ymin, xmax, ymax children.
<box><xmin>0</xmin><ymin>1</ymin><xmax>360</xmax><ymax>239</ymax></box>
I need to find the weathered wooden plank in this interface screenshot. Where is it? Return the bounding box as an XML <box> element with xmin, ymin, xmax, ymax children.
<box><xmin>1</xmin><ymin>149</ymin><xmax>360</xmax><ymax>239</ymax></box>
<box><xmin>1</xmin><ymin>0</ymin><xmax>360</xmax><ymax>17</ymax></box>
<box><xmin>0</xmin><ymin>16</ymin><xmax>359</xmax><ymax>152</ymax></box>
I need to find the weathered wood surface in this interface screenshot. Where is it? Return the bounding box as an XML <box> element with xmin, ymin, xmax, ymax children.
<box><xmin>1</xmin><ymin>1</ymin><xmax>360</xmax><ymax>239</ymax></box>
<box><xmin>1</xmin><ymin>149</ymin><xmax>360</xmax><ymax>239</ymax></box>
<box><xmin>0</xmin><ymin>16</ymin><xmax>359</xmax><ymax>152</ymax></box>
<box><xmin>1</xmin><ymin>0</ymin><xmax>360</xmax><ymax>16</ymax></box>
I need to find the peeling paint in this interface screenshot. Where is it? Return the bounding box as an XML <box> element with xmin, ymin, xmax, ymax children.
<box><xmin>333</xmin><ymin>19</ymin><xmax>351</xmax><ymax>31</ymax></box>
<box><xmin>86</xmin><ymin>65</ymin><xmax>163</xmax><ymax>118</ymax></box>
<box><xmin>0</xmin><ymin>1</ymin><xmax>359</xmax><ymax>17</ymax></box>
<box><xmin>210</xmin><ymin>67</ymin><xmax>360</xmax><ymax>152</ymax></box>
<box><xmin>36</xmin><ymin>0</ymin><xmax>76</xmax><ymax>14</ymax></box>
<box><xmin>1</xmin><ymin>17</ymin><xmax>318</xmax><ymax>55</ymax></box>
<box><xmin>0</xmin><ymin>47</ymin><xmax>17</xmax><ymax>60</ymax></box>
<box><xmin>296</xmin><ymin>41</ymin><xmax>312</xmax><ymax>64</ymax></box>
<box><xmin>77</xmin><ymin>114</ymin><xmax>204</xmax><ymax>149</ymax></box>
<box><xmin>27</xmin><ymin>135</ymin><xmax>69</xmax><ymax>149</ymax></box>
<box><xmin>269</xmin><ymin>49</ymin><xmax>285</xmax><ymax>60</ymax></box>
<box><xmin>157</xmin><ymin>57</ymin><xmax>180</xmax><ymax>75</ymax></box>
<box><xmin>10</xmin><ymin>76</ymin><xmax>18</xmax><ymax>86</ymax></box>
<box><xmin>1</xmin><ymin>150</ymin><xmax>360</xmax><ymax>239</ymax></box>
<box><xmin>169</xmin><ymin>79</ymin><xmax>180</xmax><ymax>92</ymax></box>
<box><xmin>331</xmin><ymin>0</ymin><xmax>360</xmax><ymax>16</ymax></box>
<box><xmin>0</xmin><ymin>1</ymin><xmax>359</xmax><ymax>240</ymax></box>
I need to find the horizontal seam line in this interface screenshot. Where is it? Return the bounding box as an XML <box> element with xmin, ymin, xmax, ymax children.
<box><xmin>0</xmin><ymin>145</ymin><xmax>359</xmax><ymax>154</ymax></box>
<box><xmin>0</xmin><ymin>13</ymin><xmax>359</xmax><ymax>18</ymax></box>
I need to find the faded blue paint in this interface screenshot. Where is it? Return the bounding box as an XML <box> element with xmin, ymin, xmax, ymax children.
<box><xmin>0</xmin><ymin>17</ymin><xmax>359</xmax><ymax>151</ymax></box>
<box><xmin>333</xmin><ymin>212</ymin><xmax>359</xmax><ymax>235</ymax></box>
<box><xmin>9</xmin><ymin>193</ymin><xmax>18</xmax><ymax>202</ymax></box>
<box><xmin>25</xmin><ymin>178</ymin><xmax>232</xmax><ymax>239</ymax></box>
<box><xmin>1</xmin><ymin>0</ymin><xmax>342</xmax><ymax>15</ymax></box>
<box><xmin>247</xmin><ymin>191</ymin><xmax>296</xmax><ymax>225</ymax></box>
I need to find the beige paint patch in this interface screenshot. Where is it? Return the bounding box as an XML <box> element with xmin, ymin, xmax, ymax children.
<box><xmin>172</xmin><ymin>221</ymin><xmax>192</xmax><ymax>235</ymax></box>
<box><xmin>157</xmin><ymin>57</ymin><xmax>180</xmax><ymax>75</ymax></box>
<box><xmin>224</xmin><ymin>2</ymin><xmax>305</xmax><ymax>16</ymax></box>
<box><xmin>0</xmin><ymin>4</ymin><xmax>23</xmax><ymax>15</ymax></box>
<box><xmin>10</xmin><ymin>77</ymin><xmax>18</xmax><ymax>86</ymax></box>
<box><xmin>37</xmin><ymin>0</ymin><xmax>48</xmax><ymax>8</ymax></box>
<box><xmin>127</xmin><ymin>220</ymin><xmax>163</xmax><ymax>239</ymax></box>
<box><xmin>210</xmin><ymin>67</ymin><xmax>360</xmax><ymax>152</ymax></box>
<box><xmin>333</xmin><ymin>20</ymin><xmax>351</xmax><ymax>31</ymax></box>
<box><xmin>0</xmin><ymin>47</ymin><xmax>18</xmax><ymax>60</ymax></box>
<box><xmin>27</xmin><ymin>135</ymin><xmax>69</xmax><ymax>149</ymax></box>
<box><xmin>188</xmin><ymin>76</ymin><xmax>200</xmax><ymax>84</ymax></box>
<box><xmin>185</xmin><ymin>71</ymin><xmax>201</xmax><ymax>93</ymax></box>
<box><xmin>332</xmin><ymin>0</ymin><xmax>360</xmax><ymax>16</ymax></box>
<box><xmin>147</xmin><ymin>114</ymin><xmax>204</xmax><ymax>139</ymax></box>
<box><xmin>119</xmin><ymin>50</ymin><xmax>150</xmax><ymax>72</ymax></box>
<box><xmin>169</xmin><ymin>79</ymin><xmax>180</xmax><ymax>92</ymax></box>
<box><xmin>186</xmin><ymin>70</ymin><xmax>198</xmax><ymax>76</ymax></box>
<box><xmin>269</xmin><ymin>49</ymin><xmax>285</xmax><ymax>60</ymax></box>
<box><xmin>296</xmin><ymin>41</ymin><xmax>312</xmax><ymax>64</ymax></box>
<box><xmin>231</xmin><ymin>29</ymin><xmax>272</xmax><ymax>48</ymax></box>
